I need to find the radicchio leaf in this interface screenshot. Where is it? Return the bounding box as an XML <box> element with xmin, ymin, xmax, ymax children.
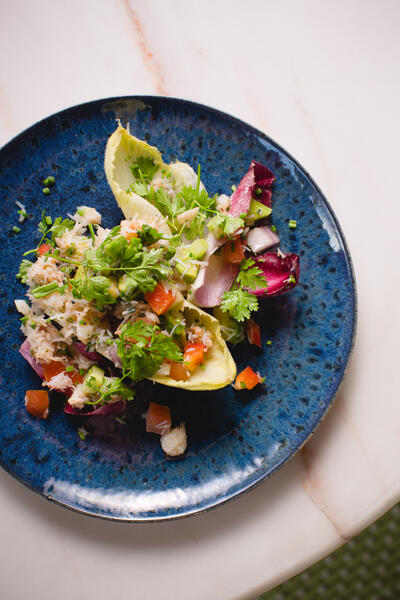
<box><xmin>19</xmin><ymin>340</ymin><xmax>44</xmax><ymax>379</ymax></box>
<box><xmin>63</xmin><ymin>400</ymin><xmax>126</xmax><ymax>416</ymax></box>
<box><xmin>229</xmin><ymin>161</ymin><xmax>275</xmax><ymax>217</ymax></box>
<box><xmin>73</xmin><ymin>342</ymin><xmax>102</xmax><ymax>362</ymax></box>
<box><xmin>249</xmin><ymin>252</ymin><xmax>300</xmax><ymax>297</ymax></box>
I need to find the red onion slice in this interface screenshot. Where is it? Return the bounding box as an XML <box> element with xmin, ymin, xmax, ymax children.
<box><xmin>246</xmin><ymin>226</ymin><xmax>280</xmax><ymax>254</ymax></box>
<box><xmin>193</xmin><ymin>253</ymin><xmax>239</xmax><ymax>307</ymax></box>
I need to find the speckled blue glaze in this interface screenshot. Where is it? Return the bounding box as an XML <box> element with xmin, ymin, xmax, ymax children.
<box><xmin>0</xmin><ymin>97</ymin><xmax>356</xmax><ymax>521</ymax></box>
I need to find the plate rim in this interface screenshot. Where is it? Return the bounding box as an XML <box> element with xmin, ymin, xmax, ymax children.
<box><xmin>0</xmin><ymin>95</ymin><xmax>358</xmax><ymax>522</ymax></box>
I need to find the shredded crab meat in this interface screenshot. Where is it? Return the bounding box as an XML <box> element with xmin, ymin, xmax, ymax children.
<box><xmin>44</xmin><ymin>372</ymin><xmax>73</xmax><ymax>391</ymax></box>
<box><xmin>187</xmin><ymin>324</ymin><xmax>213</xmax><ymax>350</ymax></box>
<box><xmin>94</xmin><ymin>226</ymin><xmax>111</xmax><ymax>247</ymax></box>
<box><xmin>55</xmin><ymin>224</ymin><xmax>91</xmax><ymax>260</ymax></box>
<box><xmin>177</xmin><ymin>207</ymin><xmax>199</xmax><ymax>224</ymax></box>
<box><xmin>27</xmin><ymin>255</ymin><xmax>65</xmax><ymax>287</ymax></box>
<box><xmin>120</xmin><ymin>213</ymin><xmax>167</xmax><ymax>240</ymax></box>
<box><xmin>151</xmin><ymin>174</ymin><xmax>175</xmax><ymax>195</ymax></box>
<box><xmin>216</xmin><ymin>194</ymin><xmax>231</xmax><ymax>213</ymax></box>
<box><xmin>115</xmin><ymin>301</ymin><xmax>159</xmax><ymax>333</ymax></box>
<box><xmin>73</xmin><ymin>206</ymin><xmax>102</xmax><ymax>226</ymax></box>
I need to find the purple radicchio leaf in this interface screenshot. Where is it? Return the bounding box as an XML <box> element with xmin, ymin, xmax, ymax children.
<box><xmin>229</xmin><ymin>161</ymin><xmax>275</xmax><ymax>217</ymax></box>
<box><xmin>249</xmin><ymin>252</ymin><xmax>300</xmax><ymax>297</ymax></box>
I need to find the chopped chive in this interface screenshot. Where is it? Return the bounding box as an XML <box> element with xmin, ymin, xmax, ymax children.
<box><xmin>88</xmin><ymin>223</ymin><xmax>95</xmax><ymax>244</ymax></box>
<box><xmin>79</xmin><ymin>320</ymin><xmax>85</xmax><ymax>325</ymax></box>
<box><xmin>65</xmin><ymin>365</ymin><xmax>75</xmax><ymax>372</ymax></box>
<box><xmin>31</xmin><ymin>281</ymin><xmax>60</xmax><ymax>298</ymax></box>
<box><xmin>42</xmin><ymin>187</ymin><xmax>51</xmax><ymax>195</ymax></box>
<box><xmin>12</xmin><ymin>226</ymin><xmax>21</xmax><ymax>233</ymax></box>
<box><xmin>45</xmin><ymin>216</ymin><xmax>52</xmax><ymax>225</ymax></box>
<box><xmin>231</xmin><ymin>184</ymin><xmax>237</xmax><ymax>192</ymax></box>
<box><xmin>289</xmin><ymin>219</ymin><xmax>297</xmax><ymax>229</ymax></box>
<box><xmin>77</xmin><ymin>208</ymin><xmax>85</xmax><ymax>216</ymax></box>
<box><xmin>266</xmin><ymin>340</ymin><xmax>272</xmax><ymax>346</ymax></box>
<box><xmin>79</xmin><ymin>368</ymin><xmax>85</xmax><ymax>376</ymax></box>
<box><xmin>254</xmin><ymin>187</ymin><xmax>262</xmax><ymax>197</ymax></box>
<box><xmin>287</xmin><ymin>274</ymin><xmax>296</xmax><ymax>284</ymax></box>
<box><xmin>30</xmin><ymin>321</ymin><xmax>36</xmax><ymax>329</ymax></box>
<box><xmin>270</xmin><ymin>225</ymin><xmax>277</xmax><ymax>232</ymax></box>
<box><xmin>20</xmin><ymin>316</ymin><xmax>28</xmax><ymax>324</ymax></box>
<box><xmin>240</xmin><ymin>381</ymin><xmax>247</xmax><ymax>389</ymax></box>
<box><xmin>78</xmin><ymin>426</ymin><xmax>88</xmax><ymax>441</ymax></box>
<box><xmin>43</xmin><ymin>176</ymin><xmax>55</xmax><ymax>187</ymax></box>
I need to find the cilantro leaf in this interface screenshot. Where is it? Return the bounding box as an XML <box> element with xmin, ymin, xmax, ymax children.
<box><xmin>129</xmin><ymin>181</ymin><xmax>149</xmax><ymax>197</ymax></box>
<box><xmin>16</xmin><ymin>259</ymin><xmax>33</xmax><ymax>283</ymax></box>
<box><xmin>116</xmin><ymin>321</ymin><xmax>182</xmax><ymax>381</ymax></box>
<box><xmin>220</xmin><ymin>288</ymin><xmax>259</xmax><ymax>322</ymax></box>
<box><xmin>70</xmin><ymin>275</ymin><xmax>117</xmax><ymax>310</ymax></box>
<box><xmin>183</xmin><ymin>213</ymin><xmax>206</xmax><ymax>240</ymax></box>
<box><xmin>122</xmin><ymin>247</ymin><xmax>171</xmax><ymax>294</ymax></box>
<box><xmin>207</xmin><ymin>213</ymin><xmax>244</xmax><ymax>238</ymax></box>
<box><xmin>50</xmin><ymin>217</ymin><xmax>75</xmax><ymax>242</ymax></box>
<box><xmin>177</xmin><ymin>186</ymin><xmax>216</xmax><ymax>212</ymax></box>
<box><xmin>130</xmin><ymin>156</ymin><xmax>159</xmax><ymax>183</ymax></box>
<box><xmin>236</xmin><ymin>258</ymin><xmax>268</xmax><ymax>290</ymax></box>
<box><xmin>149</xmin><ymin>187</ymin><xmax>184</xmax><ymax>220</ymax></box>
<box><xmin>137</xmin><ymin>224</ymin><xmax>164</xmax><ymax>245</ymax></box>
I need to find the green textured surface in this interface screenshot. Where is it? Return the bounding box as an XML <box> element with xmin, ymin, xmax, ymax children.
<box><xmin>257</xmin><ymin>503</ymin><xmax>400</xmax><ymax>599</ymax></box>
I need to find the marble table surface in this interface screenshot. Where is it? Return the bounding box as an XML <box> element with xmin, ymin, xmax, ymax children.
<box><xmin>1</xmin><ymin>1</ymin><xmax>399</xmax><ymax>598</ymax></box>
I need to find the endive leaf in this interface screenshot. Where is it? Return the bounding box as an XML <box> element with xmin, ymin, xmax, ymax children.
<box><xmin>151</xmin><ymin>301</ymin><xmax>237</xmax><ymax>390</ymax></box>
<box><xmin>104</xmin><ymin>124</ymin><xmax>171</xmax><ymax>235</ymax></box>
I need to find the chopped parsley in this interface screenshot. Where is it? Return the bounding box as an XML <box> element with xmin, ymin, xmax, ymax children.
<box><xmin>116</xmin><ymin>321</ymin><xmax>183</xmax><ymax>382</ymax></box>
<box><xmin>220</xmin><ymin>258</ymin><xmax>268</xmax><ymax>322</ymax></box>
<box><xmin>130</xmin><ymin>156</ymin><xmax>159</xmax><ymax>183</ymax></box>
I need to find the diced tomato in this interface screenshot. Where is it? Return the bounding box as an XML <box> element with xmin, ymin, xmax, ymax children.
<box><xmin>246</xmin><ymin>319</ymin><xmax>261</xmax><ymax>347</ymax></box>
<box><xmin>169</xmin><ymin>361</ymin><xmax>190</xmax><ymax>381</ymax></box>
<box><xmin>70</xmin><ymin>370</ymin><xmax>84</xmax><ymax>385</ymax></box>
<box><xmin>144</xmin><ymin>283</ymin><xmax>175</xmax><ymax>315</ymax></box>
<box><xmin>124</xmin><ymin>227</ymin><xmax>138</xmax><ymax>241</ymax></box>
<box><xmin>221</xmin><ymin>238</ymin><xmax>245</xmax><ymax>264</ymax></box>
<box><xmin>233</xmin><ymin>366</ymin><xmax>264</xmax><ymax>390</ymax></box>
<box><xmin>42</xmin><ymin>361</ymin><xmax>83</xmax><ymax>386</ymax></box>
<box><xmin>42</xmin><ymin>361</ymin><xmax>65</xmax><ymax>381</ymax></box>
<box><xmin>145</xmin><ymin>402</ymin><xmax>171</xmax><ymax>435</ymax></box>
<box><xmin>38</xmin><ymin>243</ymin><xmax>52</xmax><ymax>255</ymax></box>
<box><xmin>25</xmin><ymin>390</ymin><xmax>49</xmax><ymax>419</ymax></box>
<box><xmin>183</xmin><ymin>342</ymin><xmax>206</xmax><ymax>372</ymax></box>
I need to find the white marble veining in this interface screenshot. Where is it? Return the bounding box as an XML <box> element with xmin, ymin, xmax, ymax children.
<box><xmin>1</xmin><ymin>1</ymin><xmax>400</xmax><ymax>599</ymax></box>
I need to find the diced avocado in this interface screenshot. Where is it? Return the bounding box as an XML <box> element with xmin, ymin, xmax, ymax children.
<box><xmin>176</xmin><ymin>258</ymin><xmax>199</xmax><ymax>283</ymax></box>
<box><xmin>83</xmin><ymin>365</ymin><xmax>105</xmax><ymax>393</ymax></box>
<box><xmin>73</xmin><ymin>265</ymin><xmax>85</xmax><ymax>280</ymax></box>
<box><xmin>213</xmin><ymin>307</ymin><xmax>245</xmax><ymax>345</ymax></box>
<box><xmin>245</xmin><ymin>199</ymin><xmax>272</xmax><ymax>226</ymax></box>
<box><xmin>188</xmin><ymin>238</ymin><xmax>208</xmax><ymax>260</ymax></box>
<box><xmin>207</xmin><ymin>215</ymin><xmax>225</xmax><ymax>238</ymax></box>
<box><xmin>108</xmin><ymin>278</ymin><xmax>120</xmax><ymax>299</ymax></box>
<box><xmin>118</xmin><ymin>274</ymin><xmax>135</xmax><ymax>297</ymax></box>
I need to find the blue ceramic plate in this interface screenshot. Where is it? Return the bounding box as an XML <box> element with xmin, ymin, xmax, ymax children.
<box><xmin>0</xmin><ymin>97</ymin><xmax>356</xmax><ymax>521</ymax></box>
